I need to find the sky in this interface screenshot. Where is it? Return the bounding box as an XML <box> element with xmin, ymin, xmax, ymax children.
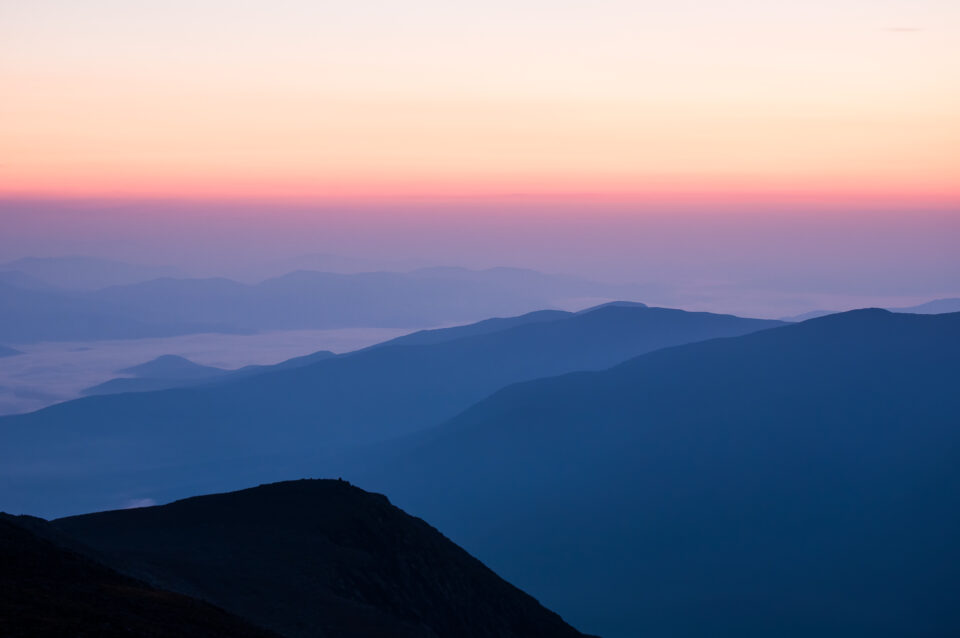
<box><xmin>2</xmin><ymin>0</ymin><xmax>958</xmax><ymax>202</ymax></box>
<box><xmin>1</xmin><ymin>0</ymin><xmax>958</xmax><ymax>314</ymax></box>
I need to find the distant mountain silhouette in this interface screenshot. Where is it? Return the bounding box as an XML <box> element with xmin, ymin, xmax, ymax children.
<box><xmin>0</xmin><ymin>256</ymin><xmax>182</xmax><ymax>291</ymax></box>
<box><xmin>52</xmin><ymin>480</ymin><xmax>590</xmax><ymax>638</ymax></box>
<box><xmin>240</xmin><ymin>349</ymin><xmax>337</xmax><ymax>371</ymax></box>
<box><xmin>889</xmin><ymin>297</ymin><xmax>960</xmax><ymax>314</ymax></box>
<box><xmin>250</xmin><ymin>252</ymin><xmax>417</xmax><ymax>278</ymax></box>
<box><xmin>0</xmin><ymin>304</ymin><xmax>782</xmax><ymax>516</ymax></box>
<box><xmin>86</xmin><ymin>268</ymin><xmax>651</xmax><ymax>332</ymax></box>
<box><xmin>0</xmin><ymin>513</ymin><xmax>277</xmax><ymax>638</ymax></box>
<box><xmin>82</xmin><ymin>355</ymin><xmax>230</xmax><ymax>396</ymax></box>
<box><xmin>368</xmin><ymin>308</ymin><xmax>571</xmax><ymax>348</ymax></box>
<box><xmin>82</xmin><ymin>352</ymin><xmax>338</xmax><ymax>397</ymax></box>
<box><xmin>406</xmin><ymin>266</ymin><xmax>654</xmax><ymax>302</ymax></box>
<box><xmin>355</xmin><ymin>309</ymin><xmax>960</xmax><ymax>638</ymax></box>
<box><xmin>0</xmin><ymin>280</ymin><xmax>234</xmax><ymax>343</ymax></box>
<box><xmin>0</xmin><ymin>269</ymin><xmax>55</xmax><ymax>291</ymax></box>
<box><xmin>0</xmin><ymin>266</ymin><xmax>654</xmax><ymax>343</ymax></box>
<box><xmin>118</xmin><ymin>354</ymin><xmax>226</xmax><ymax>379</ymax></box>
<box><xmin>0</xmin><ymin>345</ymin><xmax>21</xmax><ymax>358</ymax></box>
<box><xmin>781</xmin><ymin>297</ymin><xmax>960</xmax><ymax>322</ymax></box>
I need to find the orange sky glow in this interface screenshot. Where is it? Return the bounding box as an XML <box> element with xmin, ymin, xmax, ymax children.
<box><xmin>1</xmin><ymin>1</ymin><xmax>958</xmax><ymax>207</ymax></box>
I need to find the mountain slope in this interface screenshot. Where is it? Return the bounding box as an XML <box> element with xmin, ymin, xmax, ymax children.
<box><xmin>82</xmin><ymin>355</ymin><xmax>230</xmax><ymax>396</ymax></box>
<box><xmin>0</xmin><ymin>514</ymin><xmax>277</xmax><ymax>638</ymax></box>
<box><xmin>54</xmin><ymin>480</ymin><xmax>590</xmax><ymax>638</ymax></box>
<box><xmin>0</xmin><ymin>304</ymin><xmax>782</xmax><ymax>517</ymax></box>
<box><xmin>373</xmin><ymin>308</ymin><xmax>571</xmax><ymax>348</ymax></box>
<box><xmin>83</xmin><ymin>351</ymin><xmax>340</xmax><ymax>397</ymax></box>
<box><xmin>357</xmin><ymin>310</ymin><xmax>960</xmax><ymax>638</ymax></box>
<box><xmin>81</xmin><ymin>376</ymin><xmax>217</xmax><ymax>397</ymax></box>
<box><xmin>118</xmin><ymin>354</ymin><xmax>227</xmax><ymax>379</ymax></box>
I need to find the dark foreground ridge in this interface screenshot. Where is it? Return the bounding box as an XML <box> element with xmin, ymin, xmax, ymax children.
<box><xmin>0</xmin><ymin>513</ymin><xmax>278</xmax><ymax>638</ymax></box>
<box><xmin>54</xmin><ymin>479</ymin><xmax>590</xmax><ymax>638</ymax></box>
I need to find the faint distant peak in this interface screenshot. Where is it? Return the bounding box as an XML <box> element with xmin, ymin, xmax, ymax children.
<box><xmin>889</xmin><ymin>297</ymin><xmax>960</xmax><ymax>315</ymax></box>
<box><xmin>117</xmin><ymin>355</ymin><xmax>224</xmax><ymax>379</ymax></box>
<box><xmin>0</xmin><ymin>269</ymin><xmax>58</xmax><ymax>291</ymax></box>
<box><xmin>0</xmin><ymin>255</ymin><xmax>182</xmax><ymax>291</ymax></box>
<box><xmin>783</xmin><ymin>297</ymin><xmax>960</xmax><ymax>322</ymax></box>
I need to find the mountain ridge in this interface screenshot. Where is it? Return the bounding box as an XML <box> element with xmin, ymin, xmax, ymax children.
<box><xmin>0</xmin><ymin>303</ymin><xmax>784</xmax><ymax>517</ymax></box>
<box><xmin>0</xmin><ymin>265</ymin><xmax>653</xmax><ymax>343</ymax></box>
<box><xmin>352</xmin><ymin>309</ymin><xmax>960</xmax><ymax>637</ymax></box>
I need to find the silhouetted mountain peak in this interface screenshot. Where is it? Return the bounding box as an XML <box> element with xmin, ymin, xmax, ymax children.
<box><xmin>118</xmin><ymin>355</ymin><xmax>225</xmax><ymax>379</ymax></box>
<box><xmin>822</xmin><ymin>306</ymin><xmax>890</xmax><ymax>317</ymax></box>
<box><xmin>781</xmin><ymin>298</ymin><xmax>960</xmax><ymax>322</ymax></box>
<box><xmin>55</xmin><ymin>479</ymin><xmax>590</xmax><ymax>638</ymax></box>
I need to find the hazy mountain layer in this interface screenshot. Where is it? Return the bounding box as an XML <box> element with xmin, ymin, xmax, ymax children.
<box><xmin>0</xmin><ymin>304</ymin><xmax>782</xmax><ymax>517</ymax></box>
<box><xmin>82</xmin><ymin>351</ymin><xmax>340</xmax><ymax>397</ymax></box>
<box><xmin>0</xmin><ymin>281</ymin><xmax>227</xmax><ymax>343</ymax></box>
<box><xmin>82</xmin><ymin>355</ymin><xmax>230</xmax><ymax>396</ymax></box>
<box><xmin>781</xmin><ymin>297</ymin><xmax>960</xmax><ymax>322</ymax></box>
<box><xmin>0</xmin><ymin>256</ymin><xmax>182</xmax><ymax>291</ymax></box>
<box><xmin>0</xmin><ymin>266</ymin><xmax>651</xmax><ymax>343</ymax></box>
<box><xmin>355</xmin><ymin>310</ymin><xmax>960</xmax><ymax>638</ymax></box>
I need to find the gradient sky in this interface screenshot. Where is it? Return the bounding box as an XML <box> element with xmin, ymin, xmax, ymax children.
<box><xmin>1</xmin><ymin>0</ymin><xmax>958</xmax><ymax>202</ymax></box>
<box><xmin>1</xmin><ymin>1</ymin><xmax>959</xmax><ymax>316</ymax></box>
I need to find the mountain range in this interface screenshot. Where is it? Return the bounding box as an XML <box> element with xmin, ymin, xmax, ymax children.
<box><xmin>2</xmin><ymin>301</ymin><xmax>957</xmax><ymax>637</ymax></box>
<box><xmin>0</xmin><ymin>256</ymin><xmax>183</xmax><ymax>291</ymax></box>
<box><xmin>781</xmin><ymin>297</ymin><xmax>960</xmax><ymax>322</ymax></box>
<box><xmin>82</xmin><ymin>351</ymin><xmax>342</xmax><ymax>396</ymax></box>
<box><xmin>0</xmin><ymin>303</ymin><xmax>782</xmax><ymax>517</ymax></box>
<box><xmin>351</xmin><ymin>309</ymin><xmax>960</xmax><ymax>637</ymax></box>
<box><xmin>0</xmin><ymin>264</ymin><xmax>652</xmax><ymax>343</ymax></box>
